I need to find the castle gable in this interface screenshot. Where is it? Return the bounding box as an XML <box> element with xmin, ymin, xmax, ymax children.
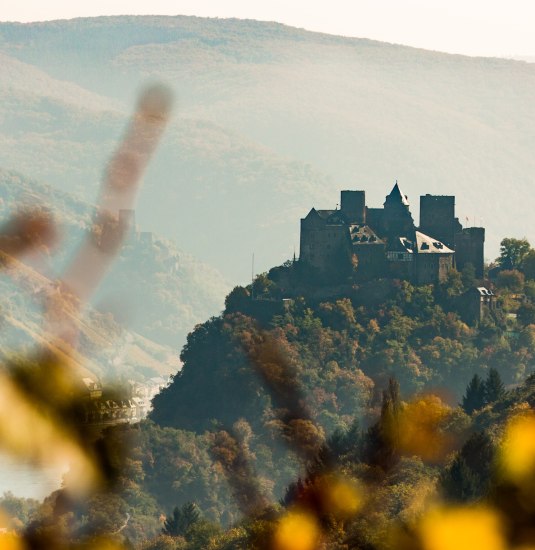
<box><xmin>324</xmin><ymin>211</ymin><xmax>348</xmax><ymax>225</ymax></box>
<box><xmin>315</xmin><ymin>209</ymin><xmax>336</xmax><ymax>219</ymax></box>
<box><xmin>388</xmin><ymin>236</ymin><xmax>414</xmax><ymax>254</ymax></box>
<box><xmin>302</xmin><ymin>208</ymin><xmax>327</xmax><ymax>227</ymax></box>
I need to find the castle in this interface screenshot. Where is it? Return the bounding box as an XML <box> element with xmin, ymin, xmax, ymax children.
<box><xmin>299</xmin><ymin>183</ymin><xmax>484</xmax><ymax>284</ymax></box>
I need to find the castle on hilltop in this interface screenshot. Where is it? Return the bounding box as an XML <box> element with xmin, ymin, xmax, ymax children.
<box><xmin>299</xmin><ymin>183</ymin><xmax>484</xmax><ymax>285</ymax></box>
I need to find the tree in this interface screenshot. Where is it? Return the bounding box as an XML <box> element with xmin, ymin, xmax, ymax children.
<box><xmin>251</xmin><ymin>273</ymin><xmax>275</xmax><ymax>299</ymax></box>
<box><xmin>328</xmin><ymin>419</ymin><xmax>361</xmax><ymax>459</ymax></box>
<box><xmin>183</xmin><ymin>520</ymin><xmax>222</xmax><ymax>550</ymax></box>
<box><xmin>498</xmin><ymin>238</ymin><xmax>531</xmax><ymax>270</ymax></box>
<box><xmin>521</xmin><ymin>249</ymin><xmax>535</xmax><ymax>280</ymax></box>
<box><xmin>0</xmin><ymin>492</ymin><xmax>39</xmax><ymax>525</ymax></box>
<box><xmin>461</xmin><ymin>263</ymin><xmax>477</xmax><ymax>288</ymax></box>
<box><xmin>440</xmin><ymin>432</ymin><xmax>494</xmax><ymax>502</ymax></box>
<box><xmin>484</xmin><ymin>368</ymin><xmax>505</xmax><ymax>403</ymax></box>
<box><xmin>461</xmin><ymin>374</ymin><xmax>486</xmax><ymax>414</ymax></box>
<box><xmin>141</xmin><ymin>535</ymin><xmax>187</xmax><ymax>550</ymax></box>
<box><xmin>441</xmin><ymin>456</ymin><xmax>480</xmax><ymax>501</ymax></box>
<box><xmin>517</xmin><ymin>303</ymin><xmax>535</xmax><ymax>327</ymax></box>
<box><xmin>364</xmin><ymin>378</ymin><xmax>401</xmax><ymax>471</ymax></box>
<box><xmin>162</xmin><ymin>503</ymin><xmax>200</xmax><ymax>538</ymax></box>
<box><xmin>496</xmin><ymin>269</ymin><xmax>525</xmax><ymax>292</ymax></box>
<box><xmin>224</xmin><ymin>286</ymin><xmax>250</xmax><ymax>313</ymax></box>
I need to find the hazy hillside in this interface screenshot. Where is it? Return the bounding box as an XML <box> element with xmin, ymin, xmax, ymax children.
<box><xmin>0</xmin><ymin>169</ymin><xmax>229</xmax><ymax>371</ymax></box>
<box><xmin>2</xmin><ymin>15</ymin><xmax>535</xmax><ymax>277</ymax></box>
<box><xmin>0</xmin><ymin>47</ymin><xmax>332</xmax><ymax>280</ymax></box>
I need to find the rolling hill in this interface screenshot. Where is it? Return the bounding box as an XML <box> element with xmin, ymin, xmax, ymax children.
<box><xmin>0</xmin><ymin>168</ymin><xmax>229</xmax><ymax>380</ymax></box>
<box><xmin>1</xmin><ymin>15</ymin><xmax>535</xmax><ymax>280</ymax></box>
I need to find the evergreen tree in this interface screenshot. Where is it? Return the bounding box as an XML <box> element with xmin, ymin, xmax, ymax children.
<box><xmin>386</xmin><ymin>377</ymin><xmax>401</xmax><ymax>416</ymax></box>
<box><xmin>461</xmin><ymin>432</ymin><xmax>494</xmax><ymax>474</ymax></box>
<box><xmin>162</xmin><ymin>502</ymin><xmax>200</xmax><ymax>538</ymax></box>
<box><xmin>461</xmin><ymin>374</ymin><xmax>486</xmax><ymax>414</ymax></box>
<box><xmin>484</xmin><ymin>368</ymin><xmax>505</xmax><ymax>403</ymax></box>
<box><xmin>328</xmin><ymin>419</ymin><xmax>361</xmax><ymax>459</ymax></box>
<box><xmin>441</xmin><ymin>456</ymin><xmax>480</xmax><ymax>501</ymax></box>
<box><xmin>280</xmin><ymin>478</ymin><xmax>305</xmax><ymax>507</ymax></box>
<box><xmin>364</xmin><ymin>378</ymin><xmax>401</xmax><ymax>471</ymax></box>
<box><xmin>440</xmin><ymin>432</ymin><xmax>494</xmax><ymax>502</ymax></box>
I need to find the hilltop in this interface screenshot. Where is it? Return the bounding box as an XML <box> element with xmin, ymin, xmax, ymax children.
<box><xmin>1</xmin><ymin>16</ymin><xmax>535</xmax><ymax>280</ymax></box>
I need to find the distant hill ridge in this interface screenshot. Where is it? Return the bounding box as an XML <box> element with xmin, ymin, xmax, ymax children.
<box><xmin>1</xmin><ymin>15</ymin><xmax>535</xmax><ymax>280</ymax></box>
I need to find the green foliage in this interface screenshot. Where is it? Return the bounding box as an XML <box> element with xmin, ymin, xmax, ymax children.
<box><xmin>184</xmin><ymin>520</ymin><xmax>223</xmax><ymax>550</ymax></box>
<box><xmin>517</xmin><ymin>303</ymin><xmax>535</xmax><ymax>327</ymax></box>
<box><xmin>252</xmin><ymin>273</ymin><xmax>276</xmax><ymax>299</ymax></box>
<box><xmin>484</xmin><ymin>368</ymin><xmax>506</xmax><ymax>403</ymax></box>
<box><xmin>364</xmin><ymin>378</ymin><xmax>401</xmax><ymax>471</ymax></box>
<box><xmin>140</xmin><ymin>535</ymin><xmax>187</xmax><ymax>550</ymax></box>
<box><xmin>498</xmin><ymin>238</ymin><xmax>531</xmax><ymax>270</ymax></box>
<box><xmin>224</xmin><ymin>286</ymin><xmax>250</xmax><ymax>313</ymax></box>
<box><xmin>328</xmin><ymin>419</ymin><xmax>362</xmax><ymax>461</ymax></box>
<box><xmin>0</xmin><ymin>492</ymin><xmax>39</xmax><ymax>526</ymax></box>
<box><xmin>162</xmin><ymin>503</ymin><xmax>201</xmax><ymax>538</ymax></box>
<box><xmin>461</xmin><ymin>263</ymin><xmax>477</xmax><ymax>288</ymax></box>
<box><xmin>496</xmin><ymin>269</ymin><xmax>525</xmax><ymax>292</ymax></box>
<box><xmin>521</xmin><ymin>250</ymin><xmax>535</xmax><ymax>280</ymax></box>
<box><xmin>440</xmin><ymin>432</ymin><xmax>494</xmax><ymax>502</ymax></box>
<box><xmin>441</xmin><ymin>456</ymin><xmax>481</xmax><ymax>501</ymax></box>
<box><xmin>460</xmin><ymin>368</ymin><xmax>507</xmax><ymax>415</ymax></box>
<box><xmin>461</xmin><ymin>374</ymin><xmax>486</xmax><ymax>414</ymax></box>
<box><xmin>441</xmin><ymin>268</ymin><xmax>464</xmax><ymax>298</ymax></box>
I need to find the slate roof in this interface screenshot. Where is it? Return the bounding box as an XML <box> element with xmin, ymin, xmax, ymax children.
<box><xmin>388</xmin><ymin>236</ymin><xmax>415</xmax><ymax>253</ymax></box>
<box><xmin>350</xmin><ymin>224</ymin><xmax>383</xmax><ymax>245</ymax></box>
<box><xmin>387</xmin><ymin>182</ymin><xmax>410</xmax><ymax>206</ymax></box>
<box><xmin>414</xmin><ymin>231</ymin><xmax>454</xmax><ymax>254</ymax></box>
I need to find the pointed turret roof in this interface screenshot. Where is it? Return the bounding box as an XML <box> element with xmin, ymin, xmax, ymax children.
<box><xmin>386</xmin><ymin>181</ymin><xmax>410</xmax><ymax>206</ymax></box>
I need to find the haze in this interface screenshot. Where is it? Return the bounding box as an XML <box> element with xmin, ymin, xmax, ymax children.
<box><xmin>4</xmin><ymin>0</ymin><xmax>535</xmax><ymax>57</ymax></box>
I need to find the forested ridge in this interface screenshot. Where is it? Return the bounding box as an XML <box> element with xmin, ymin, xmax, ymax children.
<box><xmin>5</xmin><ymin>240</ymin><xmax>535</xmax><ymax>548</ymax></box>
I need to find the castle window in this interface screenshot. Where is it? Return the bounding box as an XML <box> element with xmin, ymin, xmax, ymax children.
<box><xmin>387</xmin><ymin>251</ymin><xmax>412</xmax><ymax>262</ymax></box>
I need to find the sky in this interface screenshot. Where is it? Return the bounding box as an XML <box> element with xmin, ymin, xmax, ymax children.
<box><xmin>3</xmin><ymin>0</ymin><xmax>535</xmax><ymax>58</ymax></box>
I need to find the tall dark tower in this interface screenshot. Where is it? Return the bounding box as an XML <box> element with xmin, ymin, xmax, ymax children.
<box><xmin>419</xmin><ymin>195</ymin><xmax>456</xmax><ymax>248</ymax></box>
<box><xmin>341</xmin><ymin>190</ymin><xmax>366</xmax><ymax>224</ymax></box>
<box><xmin>382</xmin><ymin>182</ymin><xmax>414</xmax><ymax>236</ymax></box>
<box><xmin>455</xmin><ymin>227</ymin><xmax>485</xmax><ymax>278</ymax></box>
